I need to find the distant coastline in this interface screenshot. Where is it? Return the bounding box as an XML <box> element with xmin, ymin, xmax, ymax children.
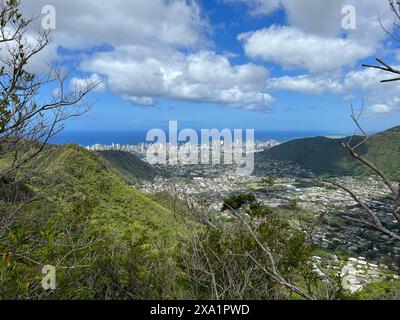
<box><xmin>50</xmin><ymin>129</ymin><xmax>349</xmax><ymax>146</ymax></box>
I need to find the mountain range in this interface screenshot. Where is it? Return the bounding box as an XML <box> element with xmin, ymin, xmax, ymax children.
<box><xmin>258</xmin><ymin>126</ymin><xmax>400</xmax><ymax>179</ymax></box>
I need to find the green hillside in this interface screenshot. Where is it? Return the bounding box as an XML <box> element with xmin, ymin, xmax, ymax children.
<box><xmin>0</xmin><ymin>144</ymin><xmax>322</xmax><ymax>300</ymax></box>
<box><xmin>258</xmin><ymin>126</ymin><xmax>400</xmax><ymax>179</ymax></box>
<box><xmin>1</xmin><ymin>144</ymin><xmax>185</xmax><ymax>299</ymax></box>
<box><xmin>93</xmin><ymin>150</ymin><xmax>158</xmax><ymax>185</ymax></box>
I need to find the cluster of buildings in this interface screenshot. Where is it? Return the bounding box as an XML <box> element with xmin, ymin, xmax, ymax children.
<box><xmin>312</xmin><ymin>255</ymin><xmax>397</xmax><ymax>293</ymax></box>
<box><xmin>244</xmin><ymin>173</ymin><xmax>400</xmax><ymax>269</ymax></box>
<box><xmin>141</xmin><ymin>171</ymin><xmax>255</xmax><ymax>211</ymax></box>
<box><xmin>141</xmin><ymin>156</ymin><xmax>400</xmax><ymax>288</ymax></box>
<box><xmin>85</xmin><ymin>139</ymin><xmax>279</xmax><ymax>157</ymax></box>
<box><xmin>88</xmin><ymin>139</ymin><xmax>399</xmax><ymax>292</ymax></box>
<box><xmin>85</xmin><ymin>142</ymin><xmax>149</xmax><ymax>153</ymax></box>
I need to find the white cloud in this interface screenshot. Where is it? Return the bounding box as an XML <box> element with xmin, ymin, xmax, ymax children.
<box><xmin>280</xmin><ymin>0</ymin><xmax>343</xmax><ymax>37</ymax></box>
<box><xmin>81</xmin><ymin>47</ymin><xmax>273</xmax><ymax>109</ymax></box>
<box><xmin>0</xmin><ymin>27</ymin><xmax>59</xmax><ymax>75</ymax></box>
<box><xmin>266</xmin><ymin>68</ymin><xmax>394</xmax><ymax>95</ymax></box>
<box><xmin>18</xmin><ymin>0</ymin><xmax>398</xmax><ymax>114</ymax></box>
<box><xmin>239</xmin><ymin>25</ymin><xmax>373</xmax><ymax>73</ymax></box>
<box><xmin>19</xmin><ymin>0</ymin><xmax>275</xmax><ymax>110</ymax></box>
<box><xmin>343</xmin><ymin>68</ymin><xmax>390</xmax><ymax>90</ymax></box>
<box><xmin>227</xmin><ymin>0</ymin><xmax>391</xmax><ymax>45</ymax></box>
<box><xmin>232</xmin><ymin>0</ymin><xmax>392</xmax><ymax>78</ymax></box>
<box><xmin>267</xmin><ymin>75</ymin><xmax>343</xmax><ymax>94</ymax></box>
<box><xmin>368</xmin><ymin>104</ymin><xmax>392</xmax><ymax>114</ymax></box>
<box><xmin>279</xmin><ymin>0</ymin><xmax>390</xmax><ymax>43</ymax></box>
<box><xmin>70</xmin><ymin>73</ymin><xmax>106</xmax><ymax>92</ymax></box>
<box><xmin>266</xmin><ymin>67</ymin><xmax>400</xmax><ymax>114</ymax></box>
<box><xmin>21</xmin><ymin>0</ymin><xmax>207</xmax><ymax>49</ymax></box>
<box><xmin>344</xmin><ymin>68</ymin><xmax>400</xmax><ymax>114</ymax></box>
<box><xmin>124</xmin><ymin>96</ymin><xmax>155</xmax><ymax>107</ymax></box>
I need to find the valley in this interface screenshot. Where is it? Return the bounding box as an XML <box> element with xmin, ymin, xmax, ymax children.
<box><xmin>91</xmin><ymin>128</ymin><xmax>400</xmax><ymax>294</ymax></box>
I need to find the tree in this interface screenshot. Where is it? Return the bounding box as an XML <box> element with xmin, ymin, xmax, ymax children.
<box><xmin>170</xmin><ymin>183</ymin><xmax>341</xmax><ymax>300</ymax></box>
<box><xmin>324</xmin><ymin>0</ymin><xmax>400</xmax><ymax>242</ymax></box>
<box><xmin>0</xmin><ymin>0</ymin><xmax>98</xmax><ymax>239</ymax></box>
<box><xmin>0</xmin><ymin>0</ymin><xmax>98</xmax><ymax>298</ymax></box>
<box><xmin>221</xmin><ymin>193</ymin><xmax>259</xmax><ymax>212</ymax></box>
<box><xmin>262</xmin><ymin>176</ymin><xmax>277</xmax><ymax>187</ymax></box>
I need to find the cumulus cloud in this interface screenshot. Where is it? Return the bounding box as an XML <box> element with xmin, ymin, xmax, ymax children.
<box><xmin>239</xmin><ymin>25</ymin><xmax>373</xmax><ymax>73</ymax></box>
<box><xmin>232</xmin><ymin>0</ymin><xmax>392</xmax><ymax>75</ymax></box>
<box><xmin>343</xmin><ymin>68</ymin><xmax>390</xmax><ymax>90</ymax></box>
<box><xmin>238</xmin><ymin>0</ymin><xmax>399</xmax><ymax>115</ymax></box>
<box><xmin>19</xmin><ymin>0</ymin><xmax>276</xmax><ymax>110</ymax></box>
<box><xmin>266</xmin><ymin>67</ymin><xmax>400</xmax><ymax>114</ymax></box>
<box><xmin>70</xmin><ymin>73</ymin><xmax>106</xmax><ymax>92</ymax></box>
<box><xmin>21</xmin><ymin>0</ymin><xmax>207</xmax><ymax>49</ymax></box>
<box><xmin>123</xmin><ymin>96</ymin><xmax>155</xmax><ymax>107</ymax></box>
<box><xmin>267</xmin><ymin>75</ymin><xmax>343</xmax><ymax>94</ymax></box>
<box><xmin>280</xmin><ymin>0</ymin><xmax>344</xmax><ymax>37</ymax></box>
<box><xmin>81</xmin><ymin>47</ymin><xmax>273</xmax><ymax>109</ymax></box>
<box><xmin>18</xmin><ymin>0</ymin><xmax>398</xmax><ymax>114</ymax></box>
<box><xmin>368</xmin><ymin>104</ymin><xmax>392</xmax><ymax>114</ymax></box>
<box><xmin>266</xmin><ymin>68</ymin><xmax>394</xmax><ymax>96</ymax></box>
<box><xmin>344</xmin><ymin>68</ymin><xmax>400</xmax><ymax>114</ymax></box>
<box><xmin>227</xmin><ymin>0</ymin><xmax>391</xmax><ymax>43</ymax></box>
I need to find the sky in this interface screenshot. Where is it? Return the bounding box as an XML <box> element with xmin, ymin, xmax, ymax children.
<box><xmin>20</xmin><ymin>0</ymin><xmax>400</xmax><ymax>134</ymax></box>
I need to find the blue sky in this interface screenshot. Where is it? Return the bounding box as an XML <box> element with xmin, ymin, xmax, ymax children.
<box><xmin>22</xmin><ymin>0</ymin><xmax>400</xmax><ymax>134</ymax></box>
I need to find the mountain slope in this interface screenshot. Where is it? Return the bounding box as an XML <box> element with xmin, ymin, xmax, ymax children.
<box><xmin>93</xmin><ymin>150</ymin><xmax>158</xmax><ymax>185</ymax></box>
<box><xmin>2</xmin><ymin>144</ymin><xmax>185</xmax><ymax>299</ymax></box>
<box><xmin>38</xmin><ymin>144</ymin><xmax>181</xmax><ymax>244</ymax></box>
<box><xmin>257</xmin><ymin>126</ymin><xmax>400</xmax><ymax>179</ymax></box>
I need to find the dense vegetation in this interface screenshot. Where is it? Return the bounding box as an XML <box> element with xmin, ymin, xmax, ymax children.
<box><xmin>0</xmin><ymin>0</ymin><xmax>399</xmax><ymax>301</ymax></box>
<box><xmin>94</xmin><ymin>150</ymin><xmax>159</xmax><ymax>185</ymax></box>
<box><xmin>0</xmin><ymin>143</ymin><xmax>397</xmax><ymax>300</ymax></box>
<box><xmin>350</xmin><ymin>280</ymin><xmax>400</xmax><ymax>300</ymax></box>
<box><xmin>1</xmin><ymin>144</ymin><xmax>338</xmax><ymax>299</ymax></box>
<box><xmin>0</xmin><ymin>144</ymin><xmax>183</xmax><ymax>299</ymax></box>
<box><xmin>258</xmin><ymin>126</ymin><xmax>400</xmax><ymax>180</ymax></box>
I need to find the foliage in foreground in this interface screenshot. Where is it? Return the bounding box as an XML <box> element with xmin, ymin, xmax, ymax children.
<box><xmin>180</xmin><ymin>193</ymin><xmax>342</xmax><ymax>300</ymax></box>
<box><xmin>0</xmin><ymin>146</ymin><xmax>397</xmax><ymax>300</ymax></box>
<box><xmin>0</xmin><ymin>144</ymin><xmax>183</xmax><ymax>299</ymax></box>
<box><xmin>348</xmin><ymin>280</ymin><xmax>400</xmax><ymax>300</ymax></box>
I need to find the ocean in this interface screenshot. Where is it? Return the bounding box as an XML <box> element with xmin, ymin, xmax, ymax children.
<box><xmin>50</xmin><ymin>129</ymin><xmax>346</xmax><ymax>146</ymax></box>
